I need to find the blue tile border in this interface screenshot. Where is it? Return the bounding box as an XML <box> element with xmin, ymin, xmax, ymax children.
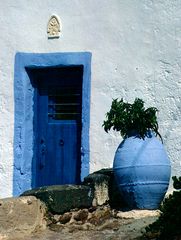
<box><xmin>13</xmin><ymin>52</ymin><xmax>91</xmax><ymax>196</ymax></box>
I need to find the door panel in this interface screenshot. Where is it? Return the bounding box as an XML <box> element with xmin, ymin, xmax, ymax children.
<box><xmin>39</xmin><ymin>121</ymin><xmax>78</xmax><ymax>186</ymax></box>
<box><xmin>36</xmin><ymin>67</ymin><xmax>82</xmax><ymax>187</ymax></box>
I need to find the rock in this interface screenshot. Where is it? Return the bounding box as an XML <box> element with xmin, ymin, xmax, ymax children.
<box><xmin>97</xmin><ymin>219</ymin><xmax>120</xmax><ymax>231</ymax></box>
<box><xmin>79</xmin><ymin>222</ymin><xmax>93</xmax><ymax>230</ymax></box>
<box><xmin>84</xmin><ymin>168</ymin><xmax>127</xmax><ymax>208</ymax></box>
<box><xmin>67</xmin><ymin>222</ymin><xmax>94</xmax><ymax>232</ymax></box>
<box><xmin>84</xmin><ymin>172</ymin><xmax>110</xmax><ymax>206</ymax></box>
<box><xmin>22</xmin><ymin>185</ymin><xmax>93</xmax><ymax>214</ymax></box>
<box><xmin>97</xmin><ymin>169</ymin><xmax>127</xmax><ymax>209</ymax></box>
<box><xmin>52</xmin><ymin>214</ymin><xmax>61</xmax><ymax>223</ymax></box>
<box><xmin>116</xmin><ymin>210</ymin><xmax>160</xmax><ymax>219</ymax></box>
<box><xmin>73</xmin><ymin>209</ymin><xmax>89</xmax><ymax>222</ymax></box>
<box><xmin>0</xmin><ymin>196</ymin><xmax>46</xmax><ymax>239</ymax></box>
<box><xmin>59</xmin><ymin>212</ymin><xmax>72</xmax><ymax>224</ymax></box>
<box><xmin>88</xmin><ymin>207</ymin><xmax>112</xmax><ymax>225</ymax></box>
<box><xmin>88</xmin><ymin>206</ymin><xmax>97</xmax><ymax>213</ymax></box>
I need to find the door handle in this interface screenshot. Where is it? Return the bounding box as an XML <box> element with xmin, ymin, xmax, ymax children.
<box><xmin>59</xmin><ymin>139</ymin><xmax>64</xmax><ymax>146</ymax></box>
<box><xmin>40</xmin><ymin>139</ymin><xmax>46</xmax><ymax>154</ymax></box>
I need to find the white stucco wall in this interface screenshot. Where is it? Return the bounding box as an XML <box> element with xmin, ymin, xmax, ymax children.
<box><xmin>0</xmin><ymin>0</ymin><xmax>180</xmax><ymax>197</ymax></box>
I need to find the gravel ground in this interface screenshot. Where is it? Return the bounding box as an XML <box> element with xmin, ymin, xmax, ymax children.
<box><xmin>9</xmin><ymin>215</ymin><xmax>158</xmax><ymax>240</ymax></box>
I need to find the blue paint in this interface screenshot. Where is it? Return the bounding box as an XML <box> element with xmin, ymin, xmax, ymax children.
<box><xmin>35</xmin><ymin>67</ymin><xmax>82</xmax><ymax>186</ymax></box>
<box><xmin>13</xmin><ymin>52</ymin><xmax>91</xmax><ymax>196</ymax></box>
<box><xmin>113</xmin><ymin>132</ymin><xmax>171</xmax><ymax>209</ymax></box>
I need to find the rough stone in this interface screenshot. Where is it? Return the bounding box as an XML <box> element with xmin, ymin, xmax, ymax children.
<box><xmin>25</xmin><ymin>215</ymin><xmax>159</xmax><ymax>240</ymax></box>
<box><xmin>0</xmin><ymin>196</ymin><xmax>46</xmax><ymax>239</ymax></box>
<box><xmin>59</xmin><ymin>212</ymin><xmax>72</xmax><ymax>224</ymax></box>
<box><xmin>84</xmin><ymin>172</ymin><xmax>110</xmax><ymax>206</ymax></box>
<box><xmin>73</xmin><ymin>209</ymin><xmax>89</xmax><ymax>222</ymax></box>
<box><xmin>88</xmin><ymin>207</ymin><xmax>112</xmax><ymax>225</ymax></box>
<box><xmin>88</xmin><ymin>206</ymin><xmax>97</xmax><ymax>213</ymax></box>
<box><xmin>22</xmin><ymin>185</ymin><xmax>93</xmax><ymax>214</ymax></box>
<box><xmin>116</xmin><ymin>209</ymin><xmax>160</xmax><ymax>219</ymax></box>
<box><xmin>21</xmin><ymin>204</ymin><xmax>160</xmax><ymax>239</ymax></box>
<box><xmin>97</xmin><ymin>219</ymin><xmax>120</xmax><ymax>231</ymax></box>
<box><xmin>84</xmin><ymin>168</ymin><xmax>127</xmax><ymax>209</ymax></box>
<box><xmin>52</xmin><ymin>214</ymin><xmax>61</xmax><ymax>224</ymax></box>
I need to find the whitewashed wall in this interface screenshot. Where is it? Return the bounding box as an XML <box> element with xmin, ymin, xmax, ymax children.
<box><xmin>0</xmin><ymin>0</ymin><xmax>180</xmax><ymax>197</ymax></box>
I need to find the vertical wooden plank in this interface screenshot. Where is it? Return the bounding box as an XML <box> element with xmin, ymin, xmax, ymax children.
<box><xmin>61</xmin><ymin>121</ymin><xmax>77</xmax><ymax>184</ymax></box>
<box><xmin>37</xmin><ymin>94</ymin><xmax>48</xmax><ymax>187</ymax></box>
<box><xmin>47</xmin><ymin>124</ymin><xmax>63</xmax><ymax>185</ymax></box>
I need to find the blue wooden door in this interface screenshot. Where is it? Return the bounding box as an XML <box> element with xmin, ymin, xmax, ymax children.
<box><xmin>36</xmin><ymin>67</ymin><xmax>82</xmax><ymax>187</ymax></box>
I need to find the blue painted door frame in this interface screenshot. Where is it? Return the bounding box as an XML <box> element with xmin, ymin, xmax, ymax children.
<box><xmin>13</xmin><ymin>52</ymin><xmax>91</xmax><ymax>196</ymax></box>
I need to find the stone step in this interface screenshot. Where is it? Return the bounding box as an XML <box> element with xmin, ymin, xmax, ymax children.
<box><xmin>22</xmin><ymin>185</ymin><xmax>93</xmax><ymax>214</ymax></box>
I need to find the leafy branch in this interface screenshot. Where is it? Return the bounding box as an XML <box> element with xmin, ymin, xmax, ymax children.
<box><xmin>103</xmin><ymin>98</ymin><xmax>162</xmax><ymax>140</ymax></box>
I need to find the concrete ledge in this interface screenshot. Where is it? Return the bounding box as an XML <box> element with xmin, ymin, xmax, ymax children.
<box><xmin>22</xmin><ymin>185</ymin><xmax>93</xmax><ymax>214</ymax></box>
<box><xmin>0</xmin><ymin>196</ymin><xmax>46</xmax><ymax>239</ymax></box>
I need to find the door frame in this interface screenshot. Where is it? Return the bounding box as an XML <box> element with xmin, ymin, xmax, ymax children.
<box><xmin>13</xmin><ymin>52</ymin><xmax>91</xmax><ymax>196</ymax></box>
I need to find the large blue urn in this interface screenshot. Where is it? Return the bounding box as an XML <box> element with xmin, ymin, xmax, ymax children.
<box><xmin>113</xmin><ymin>132</ymin><xmax>171</xmax><ymax>209</ymax></box>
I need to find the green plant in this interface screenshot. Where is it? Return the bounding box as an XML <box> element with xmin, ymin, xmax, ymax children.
<box><xmin>103</xmin><ymin>98</ymin><xmax>161</xmax><ymax>139</ymax></box>
<box><xmin>144</xmin><ymin>176</ymin><xmax>181</xmax><ymax>240</ymax></box>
